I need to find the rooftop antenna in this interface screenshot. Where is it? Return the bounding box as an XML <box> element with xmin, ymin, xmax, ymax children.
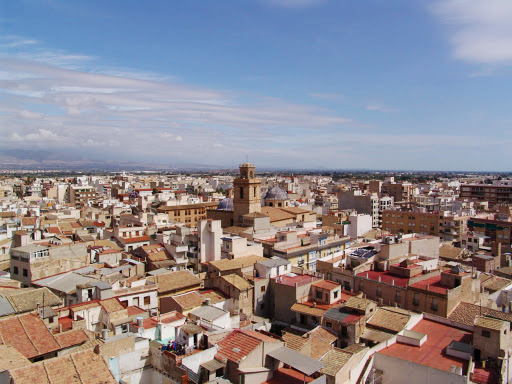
<box><xmin>246</xmin><ymin>154</ymin><xmax>249</xmax><ymax>163</ymax></box>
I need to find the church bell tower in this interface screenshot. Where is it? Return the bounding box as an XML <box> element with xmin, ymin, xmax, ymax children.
<box><xmin>233</xmin><ymin>162</ymin><xmax>261</xmax><ymax>224</ymax></box>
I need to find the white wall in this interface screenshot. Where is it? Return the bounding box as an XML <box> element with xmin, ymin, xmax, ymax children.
<box><xmin>181</xmin><ymin>347</ymin><xmax>218</xmax><ymax>375</ymax></box>
<box><xmin>348</xmin><ymin>214</ymin><xmax>372</xmax><ymax>239</ymax></box>
<box><xmin>372</xmin><ymin>353</ymin><xmax>467</xmax><ymax>384</ymax></box>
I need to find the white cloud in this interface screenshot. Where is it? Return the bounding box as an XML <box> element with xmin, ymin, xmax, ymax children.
<box><xmin>308</xmin><ymin>92</ymin><xmax>345</xmax><ymax>101</ymax></box>
<box><xmin>0</xmin><ymin>44</ymin><xmax>355</xmax><ymax>165</ymax></box>
<box><xmin>366</xmin><ymin>103</ymin><xmax>398</xmax><ymax>112</ymax></box>
<box><xmin>18</xmin><ymin>110</ymin><xmax>43</xmax><ymax>120</ymax></box>
<box><xmin>0</xmin><ymin>35</ymin><xmax>38</xmax><ymax>48</ymax></box>
<box><xmin>431</xmin><ymin>0</ymin><xmax>512</xmax><ymax>65</ymax></box>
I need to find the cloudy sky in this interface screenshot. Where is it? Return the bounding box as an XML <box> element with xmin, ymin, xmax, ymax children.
<box><xmin>1</xmin><ymin>0</ymin><xmax>512</xmax><ymax>170</ymax></box>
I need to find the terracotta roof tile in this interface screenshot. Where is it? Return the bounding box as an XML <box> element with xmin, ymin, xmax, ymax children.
<box><xmin>172</xmin><ymin>291</ymin><xmax>204</xmax><ymax>310</ymax></box>
<box><xmin>0</xmin><ymin>345</ymin><xmax>30</xmax><ymax>371</ymax></box>
<box><xmin>217</xmin><ymin>330</ymin><xmax>262</xmax><ymax>363</ymax></box>
<box><xmin>42</xmin><ymin>354</ymin><xmax>82</xmax><ymax>384</ymax></box>
<box><xmin>367</xmin><ymin>307</ymin><xmax>410</xmax><ymax>333</ymax></box>
<box><xmin>99</xmin><ymin>298</ymin><xmax>125</xmax><ymax>313</ymax></box>
<box><xmin>54</xmin><ymin>329</ymin><xmax>89</xmax><ymax>349</ymax></box>
<box><xmin>0</xmin><ymin>313</ymin><xmax>60</xmax><ymax>359</ymax></box>
<box><xmin>312</xmin><ymin>280</ymin><xmax>341</xmax><ymax>291</ymax></box>
<box><xmin>320</xmin><ymin>348</ymin><xmax>352</xmax><ymax>376</ymax></box>
<box><xmin>448</xmin><ymin>302</ymin><xmax>512</xmax><ymax>327</ymax></box>
<box><xmin>475</xmin><ymin>316</ymin><xmax>506</xmax><ymax>331</ymax></box>
<box><xmin>479</xmin><ymin>275</ymin><xmax>512</xmax><ymax>293</ymax></box>
<box><xmin>9</xmin><ymin>349</ymin><xmax>116</xmax><ymax>384</ymax></box>
<box><xmin>154</xmin><ymin>270</ymin><xmax>201</xmax><ymax>294</ymax></box>
<box><xmin>439</xmin><ymin>245</ymin><xmax>465</xmax><ymax>260</ymax></box>
<box><xmin>282</xmin><ymin>328</ymin><xmax>309</xmax><ymax>352</ymax></box>
<box><xmin>121</xmin><ymin>236</ymin><xmax>151</xmax><ymax>244</ymax></box>
<box><xmin>221</xmin><ymin>274</ymin><xmax>252</xmax><ymax>291</ymax></box>
<box><xmin>291</xmin><ymin>303</ymin><xmax>328</xmax><ymax>317</ymax></box>
<box><xmin>9</xmin><ymin>363</ymin><xmax>50</xmax><ymax>384</ymax></box>
<box><xmin>208</xmin><ymin>255</ymin><xmax>267</xmax><ymax>272</ymax></box>
<box><xmin>71</xmin><ymin>349</ymin><xmax>117</xmax><ymax>383</ymax></box>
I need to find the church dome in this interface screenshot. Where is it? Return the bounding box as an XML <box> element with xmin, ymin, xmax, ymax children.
<box><xmin>263</xmin><ymin>186</ymin><xmax>289</xmax><ymax>201</ymax></box>
<box><xmin>217</xmin><ymin>198</ymin><xmax>233</xmax><ymax>210</ymax></box>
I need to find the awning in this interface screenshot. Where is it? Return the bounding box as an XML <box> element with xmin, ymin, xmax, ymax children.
<box><xmin>267</xmin><ymin>346</ymin><xmax>325</xmax><ymax>376</ymax></box>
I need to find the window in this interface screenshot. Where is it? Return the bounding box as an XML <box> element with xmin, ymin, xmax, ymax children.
<box><xmin>240</xmin><ymin>187</ymin><xmax>244</xmax><ymax>199</ymax></box>
<box><xmin>341</xmin><ymin>326</ymin><xmax>348</xmax><ymax>336</ymax></box>
<box><xmin>316</xmin><ymin>290</ymin><xmax>323</xmax><ymax>300</ymax></box>
<box><xmin>482</xmin><ymin>330</ymin><xmax>491</xmax><ymax>338</ymax></box>
<box><xmin>144</xmin><ymin>296</ymin><xmax>150</xmax><ymax>306</ymax></box>
<box><xmin>413</xmin><ymin>293</ymin><xmax>419</xmax><ymax>306</ymax></box>
<box><xmin>396</xmin><ymin>291</ymin><xmax>401</xmax><ymax>302</ymax></box>
<box><xmin>22</xmin><ymin>269</ymin><xmax>28</xmax><ymax>277</ymax></box>
<box><xmin>359</xmin><ymin>282</ymin><xmax>364</xmax><ymax>291</ymax></box>
<box><xmin>376</xmin><ymin>286</ymin><xmax>382</xmax><ymax>297</ymax></box>
<box><xmin>260</xmin><ymin>286</ymin><xmax>266</xmax><ymax>293</ymax></box>
<box><xmin>13</xmin><ymin>266</ymin><xmax>18</xmax><ymax>275</ymax></box>
<box><xmin>48</xmin><ymin>316</ymin><xmax>54</xmax><ymax>324</ymax></box>
<box><xmin>325</xmin><ymin>322</ymin><xmax>332</xmax><ymax>328</ymax></box>
<box><xmin>431</xmin><ymin>297</ymin><xmax>438</xmax><ymax>311</ymax></box>
<box><xmin>333</xmin><ymin>290</ymin><xmax>339</xmax><ymax>299</ymax></box>
<box><xmin>133</xmin><ymin>297</ymin><xmax>139</xmax><ymax>307</ymax></box>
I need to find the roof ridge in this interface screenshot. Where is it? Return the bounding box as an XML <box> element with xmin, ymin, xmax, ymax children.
<box><xmin>18</xmin><ymin>314</ymin><xmax>41</xmax><ymax>355</ymax></box>
<box><xmin>41</xmin><ymin>360</ymin><xmax>52</xmax><ymax>384</ymax></box>
<box><xmin>69</xmin><ymin>352</ymin><xmax>85</xmax><ymax>384</ymax></box>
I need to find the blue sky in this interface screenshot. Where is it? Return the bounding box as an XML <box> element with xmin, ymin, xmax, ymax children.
<box><xmin>1</xmin><ymin>0</ymin><xmax>512</xmax><ymax>170</ymax></box>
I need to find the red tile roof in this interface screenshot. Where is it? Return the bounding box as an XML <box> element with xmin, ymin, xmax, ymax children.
<box><xmin>47</xmin><ymin>227</ymin><xmax>62</xmax><ymax>235</ymax></box>
<box><xmin>126</xmin><ymin>306</ymin><xmax>146</xmax><ymax>316</ymax></box>
<box><xmin>0</xmin><ymin>313</ymin><xmax>61</xmax><ymax>359</ymax></box>
<box><xmin>262</xmin><ymin>367</ymin><xmax>314</xmax><ymax>384</ymax></box>
<box><xmin>409</xmin><ymin>275</ymin><xmax>448</xmax><ymax>294</ymax></box>
<box><xmin>217</xmin><ymin>329</ymin><xmax>280</xmax><ymax>363</ymax></box>
<box><xmin>275</xmin><ymin>274</ymin><xmax>320</xmax><ymax>287</ymax></box>
<box><xmin>54</xmin><ymin>329</ymin><xmax>89</xmax><ymax>349</ymax></box>
<box><xmin>122</xmin><ymin>236</ymin><xmax>151</xmax><ymax>244</ymax></box>
<box><xmin>21</xmin><ymin>217</ymin><xmax>37</xmax><ymax>226</ymax></box>
<box><xmin>312</xmin><ymin>280</ymin><xmax>341</xmax><ymax>291</ymax></box>
<box><xmin>131</xmin><ymin>312</ymin><xmax>185</xmax><ymax>329</ymax></box>
<box><xmin>217</xmin><ymin>330</ymin><xmax>262</xmax><ymax>363</ymax></box>
<box><xmin>378</xmin><ymin>319</ymin><xmax>472</xmax><ymax>373</ymax></box>
<box><xmin>356</xmin><ymin>270</ymin><xmax>413</xmax><ymax>287</ymax></box>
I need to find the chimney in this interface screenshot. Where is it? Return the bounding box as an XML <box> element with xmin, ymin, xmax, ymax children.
<box><xmin>426</xmin><ymin>285</ymin><xmax>429</xmax><ymax>291</ymax></box>
<box><xmin>392</xmin><ymin>280</ymin><xmax>395</xmax><ymax>286</ymax></box>
<box><xmin>378</xmin><ymin>276</ymin><xmax>381</xmax><ymax>282</ymax></box>
<box><xmin>101</xmin><ymin>329</ymin><xmax>108</xmax><ymax>340</ymax></box>
<box><xmin>59</xmin><ymin>324</ymin><xmax>62</xmax><ymax>333</ymax></box>
<box><xmin>137</xmin><ymin>317</ymin><xmax>144</xmax><ymax>327</ymax></box>
<box><xmin>313</xmin><ymin>302</ymin><xmax>317</xmax><ymax>307</ymax></box>
<box><xmin>204</xmin><ymin>298</ymin><xmax>211</xmax><ymax>306</ymax></box>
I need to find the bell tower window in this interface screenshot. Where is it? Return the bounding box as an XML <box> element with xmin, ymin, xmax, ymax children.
<box><xmin>240</xmin><ymin>187</ymin><xmax>244</xmax><ymax>199</ymax></box>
